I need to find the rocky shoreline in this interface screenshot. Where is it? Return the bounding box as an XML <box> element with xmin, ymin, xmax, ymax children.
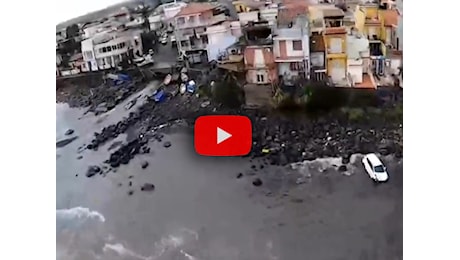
<box><xmin>62</xmin><ymin>83</ymin><xmax>402</xmax><ymax>172</ymax></box>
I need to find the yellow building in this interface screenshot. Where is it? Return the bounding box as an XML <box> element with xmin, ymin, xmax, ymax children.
<box><xmin>354</xmin><ymin>3</ymin><xmax>388</xmax><ymax>75</ymax></box>
<box><xmin>320</xmin><ymin>6</ymin><xmax>349</xmax><ymax>85</ymax></box>
<box><xmin>232</xmin><ymin>0</ymin><xmax>265</xmax><ymax>13</ymax></box>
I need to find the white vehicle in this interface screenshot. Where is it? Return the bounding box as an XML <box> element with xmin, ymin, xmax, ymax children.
<box><xmin>361</xmin><ymin>153</ymin><xmax>389</xmax><ymax>182</ymax></box>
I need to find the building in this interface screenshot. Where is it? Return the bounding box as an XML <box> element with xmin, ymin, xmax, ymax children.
<box><xmin>395</xmin><ymin>0</ymin><xmax>403</xmax><ymax>51</ymax></box>
<box><xmin>174</xmin><ymin>2</ymin><xmax>230</xmax><ymax>63</ymax></box>
<box><xmin>81</xmin><ymin>29</ymin><xmax>143</xmax><ymax>71</ymax></box>
<box><xmin>310</xmin><ymin>34</ymin><xmax>327</xmax><ymax>81</ymax></box>
<box><xmin>347</xmin><ymin>33</ymin><xmax>376</xmax><ymax>88</ymax></box>
<box><xmin>354</xmin><ymin>2</ymin><xmax>387</xmax><ymax>75</ymax></box>
<box><xmin>381</xmin><ymin>9</ymin><xmax>398</xmax><ymax>50</ymax></box>
<box><xmin>243</xmin><ymin>21</ymin><xmax>277</xmax><ymax>85</ymax></box>
<box><xmin>206</xmin><ymin>22</ymin><xmax>240</xmax><ymax>62</ymax></box>
<box><xmin>322</xmin><ymin>7</ymin><xmax>349</xmax><ymax>85</ymax></box>
<box><xmin>274</xmin><ymin>4</ymin><xmax>310</xmax><ymax>82</ymax></box>
<box><xmin>232</xmin><ymin>0</ymin><xmax>266</xmax><ymax>13</ymax></box>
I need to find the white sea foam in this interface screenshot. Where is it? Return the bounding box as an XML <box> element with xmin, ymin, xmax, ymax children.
<box><xmin>290</xmin><ymin>154</ymin><xmax>363</xmax><ymax>177</ymax></box>
<box><xmin>104</xmin><ymin>243</ymin><xmax>150</xmax><ymax>260</ymax></box>
<box><xmin>56</xmin><ymin>206</ymin><xmax>106</xmax><ymax>223</ymax></box>
<box><xmin>103</xmin><ymin>228</ymin><xmax>199</xmax><ymax>260</ymax></box>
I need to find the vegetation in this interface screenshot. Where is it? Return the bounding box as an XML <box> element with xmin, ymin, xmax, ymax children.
<box><xmin>209</xmin><ymin>73</ymin><xmax>245</xmax><ymax>108</ymax></box>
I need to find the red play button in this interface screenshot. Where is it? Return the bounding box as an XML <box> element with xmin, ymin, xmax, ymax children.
<box><xmin>194</xmin><ymin>115</ymin><xmax>252</xmax><ymax>156</ymax></box>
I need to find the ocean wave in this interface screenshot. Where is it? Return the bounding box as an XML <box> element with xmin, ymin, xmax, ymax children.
<box><xmin>56</xmin><ymin>206</ymin><xmax>106</xmax><ymax>223</ymax></box>
<box><xmin>103</xmin><ymin>228</ymin><xmax>199</xmax><ymax>260</ymax></box>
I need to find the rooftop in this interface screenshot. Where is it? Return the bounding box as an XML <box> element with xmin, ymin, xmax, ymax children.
<box><xmin>277</xmin><ymin>4</ymin><xmax>309</xmax><ymax>26</ymax></box>
<box><xmin>322</xmin><ymin>8</ymin><xmax>345</xmax><ymax>18</ymax></box>
<box><xmin>324</xmin><ymin>27</ymin><xmax>347</xmax><ymax>35</ymax></box>
<box><xmin>382</xmin><ymin>9</ymin><xmax>398</xmax><ymax>27</ymax></box>
<box><xmin>355</xmin><ymin>74</ymin><xmax>376</xmax><ymax>89</ymax></box>
<box><xmin>175</xmin><ymin>2</ymin><xmax>216</xmax><ymax>17</ymax></box>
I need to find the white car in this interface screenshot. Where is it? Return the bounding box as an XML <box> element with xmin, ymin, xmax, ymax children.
<box><xmin>362</xmin><ymin>153</ymin><xmax>389</xmax><ymax>182</ymax></box>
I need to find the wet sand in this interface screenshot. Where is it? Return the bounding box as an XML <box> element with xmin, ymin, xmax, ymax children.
<box><xmin>56</xmin><ymin>87</ymin><xmax>403</xmax><ymax>260</ymax></box>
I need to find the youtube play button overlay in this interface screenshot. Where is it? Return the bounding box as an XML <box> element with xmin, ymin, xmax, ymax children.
<box><xmin>217</xmin><ymin>127</ymin><xmax>232</xmax><ymax>144</ymax></box>
<box><xmin>194</xmin><ymin>115</ymin><xmax>252</xmax><ymax>156</ymax></box>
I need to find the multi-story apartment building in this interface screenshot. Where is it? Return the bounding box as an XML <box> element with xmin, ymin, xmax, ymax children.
<box><xmin>81</xmin><ymin>29</ymin><xmax>143</xmax><ymax>71</ymax></box>
<box><xmin>243</xmin><ymin>21</ymin><xmax>277</xmax><ymax>85</ymax></box>
<box><xmin>173</xmin><ymin>2</ymin><xmax>230</xmax><ymax>63</ymax></box>
<box><xmin>274</xmin><ymin>5</ymin><xmax>310</xmax><ymax>82</ymax></box>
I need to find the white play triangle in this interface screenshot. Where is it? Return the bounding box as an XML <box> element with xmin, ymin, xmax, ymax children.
<box><xmin>217</xmin><ymin>127</ymin><xmax>232</xmax><ymax>144</ymax></box>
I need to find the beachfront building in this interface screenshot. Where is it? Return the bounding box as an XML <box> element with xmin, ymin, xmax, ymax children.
<box><xmin>81</xmin><ymin>29</ymin><xmax>144</xmax><ymax>71</ymax></box>
<box><xmin>274</xmin><ymin>2</ymin><xmax>310</xmax><ymax>82</ymax></box>
<box><xmin>173</xmin><ymin>2</ymin><xmax>230</xmax><ymax>63</ymax></box>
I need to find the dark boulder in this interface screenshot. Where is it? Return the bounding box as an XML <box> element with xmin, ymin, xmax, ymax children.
<box><xmin>141</xmin><ymin>183</ymin><xmax>155</xmax><ymax>191</ymax></box>
<box><xmin>338</xmin><ymin>165</ymin><xmax>347</xmax><ymax>172</ymax></box>
<box><xmin>163</xmin><ymin>141</ymin><xmax>171</xmax><ymax>148</ymax></box>
<box><xmin>252</xmin><ymin>178</ymin><xmax>263</xmax><ymax>187</ymax></box>
<box><xmin>65</xmin><ymin>129</ymin><xmax>74</xmax><ymax>135</ymax></box>
<box><xmin>141</xmin><ymin>161</ymin><xmax>149</xmax><ymax>169</ymax></box>
<box><xmin>85</xmin><ymin>166</ymin><xmax>101</xmax><ymax>178</ymax></box>
<box><xmin>236</xmin><ymin>173</ymin><xmax>243</xmax><ymax>179</ymax></box>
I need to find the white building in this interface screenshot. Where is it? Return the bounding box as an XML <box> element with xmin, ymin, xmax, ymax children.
<box><xmin>206</xmin><ymin>22</ymin><xmax>240</xmax><ymax>62</ymax></box>
<box><xmin>347</xmin><ymin>33</ymin><xmax>370</xmax><ymax>84</ymax></box>
<box><xmin>81</xmin><ymin>29</ymin><xmax>144</xmax><ymax>72</ymax></box>
<box><xmin>273</xmin><ymin>15</ymin><xmax>310</xmax><ymax>81</ymax></box>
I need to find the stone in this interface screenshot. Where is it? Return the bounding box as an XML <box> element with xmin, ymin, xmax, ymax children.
<box><xmin>141</xmin><ymin>161</ymin><xmax>149</xmax><ymax>169</ymax></box>
<box><xmin>65</xmin><ymin>129</ymin><xmax>74</xmax><ymax>135</ymax></box>
<box><xmin>338</xmin><ymin>165</ymin><xmax>347</xmax><ymax>172</ymax></box>
<box><xmin>252</xmin><ymin>178</ymin><xmax>263</xmax><ymax>187</ymax></box>
<box><xmin>85</xmin><ymin>166</ymin><xmax>101</xmax><ymax>178</ymax></box>
<box><xmin>141</xmin><ymin>183</ymin><xmax>155</xmax><ymax>191</ymax></box>
<box><xmin>236</xmin><ymin>173</ymin><xmax>243</xmax><ymax>179</ymax></box>
<box><xmin>77</xmin><ymin>155</ymin><xmax>83</xmax><ymax>160</ymax></box>
<box><xmin>163</xmin><ymin>141</ymin><xmax>171</xmax><ymax>148</ymax></box>
<box><xmin>128</xmin><ymin>190</ymin><xmax>134</xmax><ymax>196</ymax></box>
<box><xmin>129</xmin><ymin>181</ymin><xmax>132</xmax><ymax>186</ymax></box>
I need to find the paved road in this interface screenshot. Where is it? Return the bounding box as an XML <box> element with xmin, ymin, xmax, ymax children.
<box><xmin>56</xmin><ymin>88</ymin><xmax>403</xmax><ymax>260</ymax></box>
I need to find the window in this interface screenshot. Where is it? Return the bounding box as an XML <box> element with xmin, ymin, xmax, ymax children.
<box><xmin>84</xmin><ymin>51</ymin><xmax>93</xmax><ymax>60</ymax></box>
<box><xmin>113</xmin><ymin>55</ymin><xmax>120</xmax><ymax>65</ymax></box>
<box><xmin>177</xmin><ymin>17</ymin><xmax>185</xmax><ymax>25</ymax></box>
<box><xmin>329</xmin><ymin>38</ymin><xmax>342</xmax><ymax>54</ymax></box>
<box><xmin>202</xmin><ymin>35</ymin><xmax>208</xmax><ymax>45</ymax></box>
<box><xmin>112</xmin><ymin>45</ymin><xmax>117</xmax><ymax>50</ymax></box>
<box><xmin>107</xmin><ymin>46</ymin><xmax>112</xmax><ymax>52</ymax></box>
<box><xmin>102</xmin><ymin>47</ymin><xmax>107</xmax><ymax>53</ymax></box>
<box><xmin>189</xmin><ymin>15</ymin><xmax>195</xmax><ymax>23</ymax></box>
<box><xmin>256</xmin><ymin>74</ymin><xmax>265</xmax><ymax>83</ymax></box>
<box><xmin>374</xmin><ymin>165</ymin><xmax>385</xmax><ymax>173</ymax></box>
<box><xmin>292</xmin><ymin>40</ymin><xmax>302</xmax><ymax>51</ymax></box>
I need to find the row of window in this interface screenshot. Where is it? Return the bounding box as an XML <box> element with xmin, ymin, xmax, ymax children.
<box><xmin>98</xmin><ymin>42</ymin><xmax>127</xmax><ymax>54</ymax></box>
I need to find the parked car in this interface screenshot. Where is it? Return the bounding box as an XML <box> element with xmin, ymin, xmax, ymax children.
<box><xmin>362</xmin><ymin>153</ymin><xmax>389</xmax><ymax>182</ymax></box>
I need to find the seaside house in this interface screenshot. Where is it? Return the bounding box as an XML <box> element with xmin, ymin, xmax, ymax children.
<box><xmin>354</xmin><ymin>2</ymin><xmax>387</xmax><ymax>75</ymax></box>
<box><xmin>242</xmin><ymin>20</ymin><xmax>276</xmax><ymax>108</ymax></box>
<box><xmin>274</xmin><ymin>4</ymin><xmax>310</xmax><ymax>82</ymax></box>
<box><xmin>173</xmin><ymin>2</ymin><xmax>229</xmax><ymax>63</ymax></box>
<box><xmin>395</xmin><ymin>0</ymin><xmax>403</xmax><ymax>51</ymax></box>
<box><xmin>243</xmin><ymin>21</ymin><xmax>277</xmax><ymax>85</ymax></box>
<box><xmin>322</xmin><ymin>7</ymin><xmax>349</xmax><ymax>86</ymax></box>
<box><xmin>310</xmin><ymin>34</ymin><xmax>327</xmax><ymax>81</ymax></box>
<box><xmin>347</xmin><ymin>32</ymin><xmax>377</xmax><ymax>89</ymax></box>
<box><xmin>81</xmin><ymin>29</ymin><xmax>144</xmax><ymax>71</ymax></box>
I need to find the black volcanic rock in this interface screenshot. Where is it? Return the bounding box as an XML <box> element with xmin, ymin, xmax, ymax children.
<box><xmin>141</xmin><ymin>183</ymin><xmax>155</xmax><ymax>191</ymax></box>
